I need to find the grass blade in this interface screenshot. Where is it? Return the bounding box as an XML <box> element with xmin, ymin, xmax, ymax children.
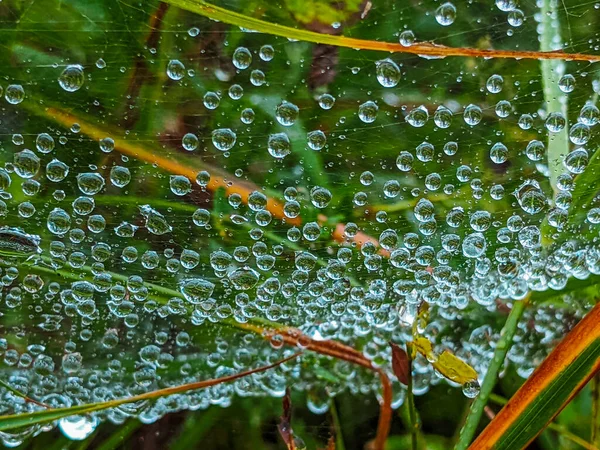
<box><xmin>454</xmin><ymin>298</ymin><xmax>528</xmax><ymax>450</ymax></box>
<box><xmin>0</xmin><ymin>380</ymin><xmax>49</xmax><ymax>409</ymax></box>
<box><xmin>593</xmin><ymin>376</ymin><xmax>600</xmax><ymax>447</ymax></box>
<box><xmin>539</xmin><ymin>0</ymin><xmax>569</xmax><ymax>194</ymax></box>
<box><xmin>0</xmin><ymin>352</ymin><xmax>301</xmax><ymax>432</ymax></box>
<box><xmin>163</xmin><ymin>0</ymin><xmax>599</xmax><ymax>61</ymax></box>
<box><xmin>406</xmin><ymin>343</ymin><xmax>419</xmax><ymax>450</ymax></box>
<box><xmin>488</xmin><ymin>394</ymin><xmax>599</xmax><ymax>450</ymax></box>
<box><xmin>470</xmin><ymin>302</ymin><xmax>600</xmax><ymax>449</ymax></box>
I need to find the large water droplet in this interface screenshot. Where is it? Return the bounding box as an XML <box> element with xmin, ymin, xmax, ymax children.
<box><xmin>58</xmin><ymin>65</ymin><xmax>85</xmax><ymax>92</ymax></box>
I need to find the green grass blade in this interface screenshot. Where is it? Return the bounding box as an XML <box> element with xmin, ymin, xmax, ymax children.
<box><xmin>0</xmin><ymin>353</ymin><xmax>300</xmax><ymax>432</ymax></box>
<box><xmin>540</xmin><ymin>0</ymin><xmax>569</xmax><ymax>194</ymax></box>
<box><xmin>454</xmin><ymin>298</ymin><xmax>528</xmax><ymax>450</ymax></box>
<box><xmin>489</xmin><ymin>394</ymin><xmax>598</xmax><ymax>450</ymax></box>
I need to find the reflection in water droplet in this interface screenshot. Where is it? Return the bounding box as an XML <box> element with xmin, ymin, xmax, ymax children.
<box><xmin>58</xmin><ymin>65</ymin><xmax>85</xmax><ymax>92</ymax></box>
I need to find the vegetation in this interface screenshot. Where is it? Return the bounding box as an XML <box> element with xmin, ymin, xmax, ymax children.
<box><xmin>0</xmin><ymin>0</ymin><xmax>599</xmax><ymax>448</ymax></box>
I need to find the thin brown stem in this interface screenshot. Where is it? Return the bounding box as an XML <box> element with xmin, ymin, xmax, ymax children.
<box><xmin>167</xmin><ymin>0</ymin><xmax>600</xmax><ymax>62</ymax></box>
<box><xmin>0</xmin><ymin>380</ymin><xmax>49</xmax><ymax>409</ymax></box>
<box><xmin>236</xmin><ymin>322</ymin><xmax>392</xmax><ymax>450</ymax></box>
<box><xmin>121</xmin><ymin>2</ymin><xmax>170</xmax><ymax>129</ymax></box>
<box><xmin>129</xmin><ymin>352</ymin><xmax>302</xmax><ymax>402</ymax></box>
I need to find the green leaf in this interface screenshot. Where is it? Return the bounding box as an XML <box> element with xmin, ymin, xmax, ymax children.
<box><xmin>413</xmin><ymin>337</ymin><xmax>477</xmax><ymax>385</ymax></box>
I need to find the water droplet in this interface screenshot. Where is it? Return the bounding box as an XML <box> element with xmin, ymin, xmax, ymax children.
<box><xmin>109</xmin><ymin>166</ymin><xmax>131</xmax><ymax>188</ymax></box>
<box><xmin>486</xmin><ymin>74</ymin><xmax>504</xmax><ymax>93</ymax></box>
<box><xmin>514</xmin><ymin>180</ymin><xmax>547</xmax><ymax>215</ymax></box>
<box><xmin>406</xmin><ymin>105</ymin><xmax>429</xmax><ymax>127</ymax></box>
<box><xmin>232</xmin><ymin>47</ymin><xmax>252</xmax><ymax>70</ymax></box>
<box><xmin>399</xmin><ymin>30</ymin><xmax>415</xmax><ymax>47</ymax></box>
<box><xmin>490</xmin><ymin>142</ymin><xmax>508</xmax><ymax>164</ymax></box>
<box><xmin>396</xmin><ymin>151</ymin><xmax>414</xmax><ymax>172</ymax></box>
<box><xmin>564</xmin><ymin>148</ymin><xmax>588</xmax><ymax>174</ymax></box>
<box><xmin>182</xmin><ymin>133</ymin><xmax>199</xmax><ymax>151</ymax></box>
<box><xmin>77</xmin><ymin>173</ymin><xmax>105</xmax><ymax>195</ymax></box>
<box><xmin>203</xmin><ymin>91</ymin><xmax>220</xmax><ymax>109</ymax></box>
<box><xmin>276</xmin><ymin>101</ymin><xmax>299</xmax><ymax>126</ymax></box>
<box><xmin>99</xmin><ymin>137</ymin><xmax>114</xmax><ymax>153</ymax></box>
<box><xmin>47</xmin><ymin>208</ymin><xmax>71</xmax><ymax>235</ymax></box>
<box><xmin>435</xmin><ymin>2</ymin><xmax>456</xmax><ymax>26</ymax></box>
<box><xmin>307</xmin><ymin>130</ymin><xmax>326</xmax><ymax>151</ymax></box>
<box><xmin>36</xmin><ymin>133</ymin><xmax>55</xmax><ymax>154</ymax></box>
<box><xmin>462</xmin><ymin>380</ymin><xmax>480</xmax><ymax>398</ymax></box>
<box><xmin>166</xmin><ymin>59</ymin><xmax>186</xmax><ymax>80</ymax></box>
<box><xmin>196</xmin><ymin>170</ymin><xmax>211</xmax><ymax>188</ymax></box>
<box><xmin>310</xmin><ymin>186</ymin><xmax>332</xmax><ymax>208</ymax></box>
<box><xmin>229</xmin><ymin>267</ymin><xmax>260</xmax><ymax>290</ymax></box>
<box><xmin>241</xmin><ymin>108</ymin><xmax>255</xmax><ymax>124</ymax></box>
<box><xmin>376</xmin><ymin>58</ymin><xmax>401</xmax><ymax>88</ymax></box>
<box><xmin>525</xmin><ymin>140</ymin><xmax>545</xmax><ymax>161</ymax></box>
<box><xmin>462</xmin><ymin>233</ymin><xmax>486</xmax><ymax>258</ymax></box>
<box><xmin>0</xmin><ymin>226</ymin><xmax>41</xmax><ymax>258</ymax></box>
<box><xmin>358</xmin><ymin>101</ymin><xmax>378</xmax><ymax>123</ymax></box>
<box><xmin>268</xmin><ymin>133</ymin><xmax>291</xmax><ymax>159</ymax></box>
<box><xmin>170</xmin><ymin>175</ymin><xmax>192</xmax><ymax>195</ymax></box>
<box><xmin>558</xmin><ymin>74</ymin><xmax>575</xmax><ymax>93</ymax></box>
<box><xmin>508</xmin><ymin>9</ymin><xmax>524</xmax><ymax>27</ymax></box>
<box><xmin>212</xmin><ymin>128</ymin><xmax>237</xmax><ymax>151</ymax></box>
<box><xmin>58</xmin><ymin>65</ymin><xmax>85</xmax><ymax>92</ymax></box>
<box><xmin>569</xmin><ymin>122</ymin><xmax>590</xmax><ymax>145</ymax></box>
<box><xmin>14</xmin><ymin>149</ymin><xmax>40</xmax><ymax>179</ymax></box>
<box><xmin>5</xmin><ymin>84</ymin><xmax>25</xmax><ymax>104</ymax></box>
<box><xmin>416</xmin><ymin>141</ymin><xmax>434</xmax><ymax>162</ymax></box>
<box><xmin>139</xmin><ymin>205</ymin><xmax>172</xmax><ymax>235</ymax></box>
<box><xmin>434</xmin><ymin>106</ymin><xmax>452</xmax><ymax>128</ymax></box>
<box><xmin>318</xmin><ymin>94</ymin><xmax>335</xmax><ymax>110</ymax></box>
<box><xmin>259</xmin><ymin>45</ymin><xmax>274</xmax><ymax>61</ymax></box>
<box><xmin>545</xmin><ymin>112</ymin><xmax>566</xmax><ymax>132</ymax></box>
<box><xmin>228</xmin><ymin>84</ymin><xmax>244</xmax><ymax>100</ymax></box>
<box><xmin>414</xmin><ymin>198</ymin><xmax>435</xmax><ymax>222</ymax></box>
<box><xmin>463</xmin><ymin>104</ymin><xmax>482</xmax><ymax>126</ymax></box>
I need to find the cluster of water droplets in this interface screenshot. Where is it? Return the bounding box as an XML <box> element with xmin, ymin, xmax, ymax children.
<box><xmin>0</xmin><ymin>23</ymin><xmax>598</xmax><ymax>443</ymax></box>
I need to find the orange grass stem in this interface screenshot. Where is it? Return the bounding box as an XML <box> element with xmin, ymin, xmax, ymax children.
<box><xmin>470</xmin><ymin>302</ymin><xmax>600</xmax><ymax>449</ymax></box>
<box><xmin>237</xmin><ymin>322</ymin><xmax>393</xmax><ymax>450</ymax></box>
<box><xmin>167</xmin><ymin>0</ymin><xmax>600</xmax><ymax>62</ymax></box>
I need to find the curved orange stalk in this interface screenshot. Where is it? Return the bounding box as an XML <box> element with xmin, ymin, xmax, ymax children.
<box><xmin>166</xmin><ymin>0</ymin><xmax>600</xmax><ymax>62</ymax></box>
<box><xmin>238</xmin><ymin>322</ymin><xmax>392</xmax><ymax>450</ymax></box>
<box><xmin>470</xmin><ymin>302</ymin><xmax>600</xmax><ymax>449</ymax></box>
<box><xmin>43</xmin><ymin>106</ymin><xmax>299</xmax><ymax>226</ymax></box>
